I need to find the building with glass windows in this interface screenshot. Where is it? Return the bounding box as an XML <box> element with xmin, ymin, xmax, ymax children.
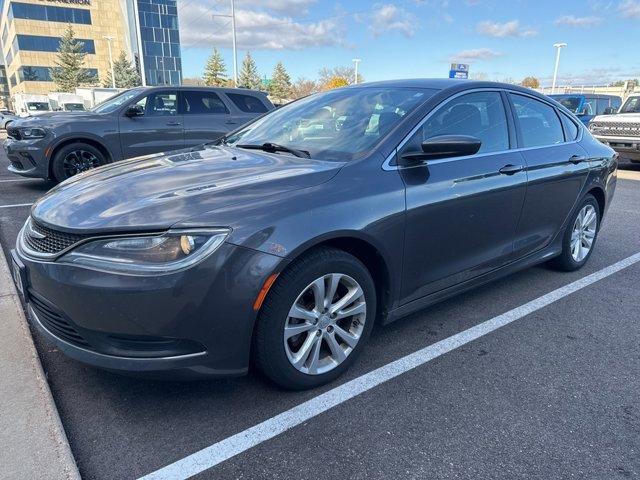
<box><xmin>0</xmin><ymin>0</ymin><xmax>182</xmax><ymax>100</ymax></box>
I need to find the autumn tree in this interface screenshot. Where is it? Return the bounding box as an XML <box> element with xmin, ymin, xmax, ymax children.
<box><xmin>238</xmin><ymin>52</ymin><xmax>261</xmax><ymax>90</ymax></box>
<box><xmin>203</xmin><ymin>48</ymin><xmax>227</xmax><ymax>87</ymax></box>
<box><xmin>290</xmin><ymin>77</ymin><xmax>318</xmax><ymax>99</ymax></box>
<box><xmin>268</xmin><ymin>62</ymin><xmax>292</xmax><ymax>102</ymax></box>
<box><xmin>521</xmin><ymin>76</ymin><xmax>540</xmax><ymax>88</ymax></box>
<box><xmin>51</xmin><ymin>25</ymin><xmax>97</xmax><ymax>92</ymax></box>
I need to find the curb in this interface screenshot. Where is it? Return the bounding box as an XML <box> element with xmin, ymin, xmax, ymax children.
<box><xmin>0</xmin><ymin>245</ymin><xmax>81</xmax><ymax>480</ymax></box>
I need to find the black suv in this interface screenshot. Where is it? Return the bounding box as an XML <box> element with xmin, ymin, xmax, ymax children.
<box><xmin>4</xmin><ymin>86</ymin><xmax>274</xmax><ymax>182</ymax></box>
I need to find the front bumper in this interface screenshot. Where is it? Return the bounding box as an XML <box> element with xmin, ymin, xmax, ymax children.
<box><xmin>12</xmin><ymin>240</ymin><xmax>284</xmax><ymax>379</ymax></box>
<box><xmin>593</xmin><ymin>135</ymin><xmax>640</xmax><ymax>161</ymax></box>
<box><xmin>4</xmin><ymin>137</ymin><xmax>50</xmax><ymax>178</ymax></box>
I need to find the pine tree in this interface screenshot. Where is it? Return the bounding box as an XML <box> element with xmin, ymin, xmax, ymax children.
<box><xmin>203</xmin><ymin>48</ymin><xmax>227</xmax><ymax>87</ymax></box>
<box><xmin>104</xmin><ymin>51</ymin><xmax>141</xmax><ymax>88</ymax></box>
<box><xmin>50</xmin><ymin>25</ymin><xmax>97</xmax><ymax>92</ymax></box>
<box><xmin>238</xmin><ymin>52</ymin><xmax>261</xmax><ymax>90</ymax></box>
<box><xmin>268</xmin><ymin>61</ymin><xmax>292</xmax><ymax>102</ymax></box>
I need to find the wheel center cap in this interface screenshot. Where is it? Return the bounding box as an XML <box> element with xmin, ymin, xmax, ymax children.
<box><xmin>318</xmin><ymin>314</ymin><xmax>331</xmax><ymax>329</ymax></box>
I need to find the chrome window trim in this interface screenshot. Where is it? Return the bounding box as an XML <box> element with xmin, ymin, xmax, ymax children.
<box><xmin>382</xmin><ymin>87</ymin><xmax>584</xmax><ymax>171</ymax></box>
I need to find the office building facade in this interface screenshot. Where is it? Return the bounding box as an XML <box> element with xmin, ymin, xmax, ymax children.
<box><xmin>0</xmin><ymin>0</ymin><xmax>182</xmax><ymax>99</ymax></box>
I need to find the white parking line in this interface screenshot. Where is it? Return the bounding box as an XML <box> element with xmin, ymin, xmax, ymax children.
<box><xmin>138</xmin><ymin>252</ymin><xmax>640</xmax><ymax>480</ymax></box>
<box><xmin>0</xmin><ymin>203</ymin><xmax>32</xmax><ymax>209</ymax></box>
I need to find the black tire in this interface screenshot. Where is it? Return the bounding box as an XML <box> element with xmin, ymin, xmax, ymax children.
<box><xmin>51</xmin><ymin>142</ymin><xmax>106</xmax><ymax>183</ymax></box>
<box><xmin>254</xmin><ymin>247</ymin><xmax>376</xmax><ymax>390</ymax></box>
<box><xmin>548</xmin><ymin>194</ymin><xmax>600</xmax><ymax>272</ymax></box>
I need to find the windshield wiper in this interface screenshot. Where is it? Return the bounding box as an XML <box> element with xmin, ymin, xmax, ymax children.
<box><xmin>236</xmin><ymin>142</ymin><xmax>310</xmax><ymax>158</ymax></box>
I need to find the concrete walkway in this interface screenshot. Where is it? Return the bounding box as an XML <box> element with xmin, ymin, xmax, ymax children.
<box><xmin>0</xmin><ymin>247</ymin><xmax>80</xmax><ymax>479</ymax></box>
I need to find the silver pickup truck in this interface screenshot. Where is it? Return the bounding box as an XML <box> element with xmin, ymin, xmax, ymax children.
<box><xmin>589</xmin><ymin>93</ymin><xmax>640</xmax><ymax>163</ymax></box>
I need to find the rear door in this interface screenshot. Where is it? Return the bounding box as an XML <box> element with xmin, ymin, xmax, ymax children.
<box><xmin>119</xmin><ymin>89</ymin><xmax>183</xmax><ymax>158</ymax></box>
<box><xmin>399</xmin><ymin>90</ymin><xmax>527</xmax><ymax>303</ymax></box>
<box><xmin>508</xmin><ymin>92</ymin><xmax>590</xmax><ymax>258</ymax></box>
<box><xmin>181</xmin><ymin>89</ymin><xmax>233</xmax><ymax>147</ymax></box>
<box><xmin>224</xmin><ymin>91</ymin><xmax>271</xmax><ymax>128</ymax></box>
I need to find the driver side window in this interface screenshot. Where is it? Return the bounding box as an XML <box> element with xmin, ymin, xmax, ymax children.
<box><xmin>134</xmin><ymin>92</ymin><xmax>178</xmax><ymax>116</ymax></box>
<box><xmin>400</xmin><ymin>91</ymin><xmax>510</xmax><ymax>158</ymax></box>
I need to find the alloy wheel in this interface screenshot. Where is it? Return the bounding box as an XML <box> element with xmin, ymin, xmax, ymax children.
<box><xmin>570</xmin><ymin>204</ymin><xmax>597</xmax><ymax>262</ymax></box>
<box><xmin>284</xmin><ymin>273</ymin><xmax>366</xmax><ymax>375</ymax></box>
<box><xmin>62</xmin><ymin>150</ymin><xmax>101</xmax><ymax>178</ymax></box>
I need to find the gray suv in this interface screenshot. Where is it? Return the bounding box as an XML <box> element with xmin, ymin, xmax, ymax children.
<box><xmin>4</xmin><ymin>86</ymin><xmax>274</xmax><ymax>182</ymax></box>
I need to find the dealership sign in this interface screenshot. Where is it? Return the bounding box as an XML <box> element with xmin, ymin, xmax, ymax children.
<box><xmin>449</xmin><ymin>63</ymin><xmax>469</xmax><ymax>79</ymax></box>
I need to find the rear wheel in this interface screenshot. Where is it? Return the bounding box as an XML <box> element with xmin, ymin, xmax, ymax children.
<box><xmin>549</xmin><ymin>194</ymin><xmax>600</xmax><ymax>271</ymax></box>
<box><xmin>51</xmin><ymin>142</ymin><xmax>106</xmax><ymax>182</ymax></box>
<box><xmin>254</xmin><ymin>247</ymin><xmax>376</xmax><ymax>390</ymax></box>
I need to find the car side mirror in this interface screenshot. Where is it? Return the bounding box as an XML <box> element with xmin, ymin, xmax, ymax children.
<box><xmin>603</xmin><ymin>107</ymin><xmax>617</xmax><ymax>115</ymax></box>
<box><xmin>124</xmin><ymin>105</ymin><xmax>144</xmax><ymax>117</ymax></box>
<box><xmin>400</xmin><ymin>135</ymin><xmax>482</xmax><ymax>165</ymax></box>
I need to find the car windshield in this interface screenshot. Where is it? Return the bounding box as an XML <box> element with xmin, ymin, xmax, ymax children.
<box><xmin>551</xmin><ymin>95</ymin><xmax>582</xmax><ymax>113</ymax></box>
<box><xmin>27</xmin><ymin>102</ymin><xmax>50</xmax><ymax>112</ymax></box>
<box><xmin>65</xmin><ymin>103</ymin><xmax>85</xmax><ymax>111</ymax></box>
<box><xmin>620</xmin><ymin>97</ymin><xmax>640</xmax><ymax>114</ymax></box>
<box><xmin>225</xmin><ymin>87</ymin><xmax>437</xmax><ymax>161</ymax></box>
<box><xmin>92</xmin><ymin>89</ymin><xmax>144</xmax><ymax>114</ymax></box>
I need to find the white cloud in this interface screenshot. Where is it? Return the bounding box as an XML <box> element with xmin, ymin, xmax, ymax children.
<box><xmin>369</xmin><ymin>4</ymin><xmax>416</xmax><ymax>38</ymax></box>
<box><xmin>178</xmin><ymin>1</ymin><xmax>345</xmax><ymax>50</ymax></box>
<box><xmin>554</xmin><ymin>15</ymin><xmax>602</xmax><ymax>27</ymax></box>
<box><xmin>449</xmin><ymin>48</ymin><xmax>503</xmax><ymax>62</ymax></box>
<box><xmin>476</xmin><ymin>20</ymin><xmax>538</xmax><ymax>38</ymax></box>
<box><xmin>619</xmin><ymin>0</ymin><xmax>640</xmax><ymax>18</ymax></box>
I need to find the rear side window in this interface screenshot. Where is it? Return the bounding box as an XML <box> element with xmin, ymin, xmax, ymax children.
<box><xmin>182</xmin><ymin>90</ymin><xmax>229</xmax><ymax>114</ymax></box>
<box><xmin>560</xmin><ymin>112</ymin><xmax>579</xmax><ymax>141</ymax></box>
<box><xmin>510</xmin><ymin>94</ymin><xmax>564</xmax><ymax>148</ymax></box>
<box><xmin>402</xmin><ymin>91</ymin><xmax>510</xmax><ymax>156</ymax></box>
<box><xmin>227</xmin><ymin>93</ymin><xmax>268</xmax><ymax>113</ymax></box>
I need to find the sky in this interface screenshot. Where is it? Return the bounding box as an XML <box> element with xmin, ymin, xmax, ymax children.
<box><xmin>177</xmin><ymin>0</ymin><xmax>640</xmax><ymax>87</ymax></box>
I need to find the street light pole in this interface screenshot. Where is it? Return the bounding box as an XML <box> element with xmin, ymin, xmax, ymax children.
<box><xmin>231</xmin><ymin>0</ymin><xmax>238</xmax><ymax>87</ymax></box>
<box><xmin>352</xmin><ymin>58</ymin><xmax>361</xmax><ymax>84</ymax></box>
<box><xmin>551</xmin><ymin>43</ymin><xmax>567</xmax><ymax>94</ymax></box>
<box><xmin>103</xmin><ymin>36</ymin><xmax>115</xmax><ymax>88</ymax></box>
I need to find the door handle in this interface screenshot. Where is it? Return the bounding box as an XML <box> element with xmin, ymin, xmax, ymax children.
<box><xmin>225</xmin><ymin>120</ymin><xmax>238</xmax><ymax>125</ymax></box>
<box><xmin>498</xmin><ymin>164</ymin><xmax>524</xmax><ymax>175</ymax></box>
<box><xmin>569</xmin><ymin>155</ymin><xmax>587</xmax><ymax>164</ymax></box>
<box><xmin>166</xmin><ymin>121</ymin><xmax>181</xmax><ymax>126</ymax></box>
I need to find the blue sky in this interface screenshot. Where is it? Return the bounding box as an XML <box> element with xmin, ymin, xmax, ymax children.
<box><xmin>177</xmin><ymin>0</ymin><xmax>640</xmax><ymax>86</ymax></box>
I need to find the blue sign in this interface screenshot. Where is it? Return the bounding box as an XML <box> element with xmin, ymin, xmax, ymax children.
<box><xmin>449</xmin><ymin>63</ymin><xmax>469</xmax><ymax>79</ymax></box>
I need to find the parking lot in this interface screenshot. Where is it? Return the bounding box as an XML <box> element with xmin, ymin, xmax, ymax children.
<box><xmin>1</xmin><ymin>131</ymin><xmax>639</xmax><ymax>479</ymax></box>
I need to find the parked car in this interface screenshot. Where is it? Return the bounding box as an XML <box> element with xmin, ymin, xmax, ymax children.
<box><xmin>4</xmin><ymin>86</ymin><xmax>274</xmax><ymax>182</ymax></box>
<box><xmin>0</xmin><ymin>109</ymin><xmax>18</xmax><ymax>130</ymax></box>
<box><xmin>588</xmin><ymin>93</ymin><xmax>640</xmax><ymax>163</ymax></box>
<box><xmin>549</xmin><ymin>93</ymin><xmax>621</xmax><ymax>125</ymax></box>
<box><xmin>11</xmin><ymin>79</ymin><xmax>616</xmax><ymax>390</ymax></box>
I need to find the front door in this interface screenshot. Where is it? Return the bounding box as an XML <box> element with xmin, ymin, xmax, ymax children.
<box><xmin>119</xmin><ymin>89</ymin><xmax>184</xmax><ymax>158</ymax></box>
<box><xmin>508</xmin><ymin>93</ymin><xmax>591</xmax><ymax>258</ymax></box>
<box><xmin>399</xmin><ymin>90</ymin><xmax>527</xmax><ymax>304</ymax></box>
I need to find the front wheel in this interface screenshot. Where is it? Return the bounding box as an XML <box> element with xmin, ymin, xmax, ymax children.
<box><xmin>548</xmin><ymin>194</ymin><xmax>600</xmax><ymax>271</ymax></box>
<box><xmin>254</xmin><ymin>247</ymin><xmax>376</xmax><ymax>390</ymax></box>
<box><xmin>51</xmin><ymin>142</ymin><xmax>106</xmax><ymax>183</ymax></box>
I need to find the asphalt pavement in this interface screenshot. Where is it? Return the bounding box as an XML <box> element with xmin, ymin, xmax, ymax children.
<box><xmin>0</xmin><ymin>138</ymin><xmax>639</xmax><ymax>479</ymax></box>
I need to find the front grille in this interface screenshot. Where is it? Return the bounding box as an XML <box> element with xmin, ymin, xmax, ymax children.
<box><xmin>6</xmin><ymin>126</ymin><xmax>21</xmax><ymax>140</ymax></box>
<box><xmin>23</xmin><ymin>219</ymin><xmax>87</xmax><ymax>256</ymax></box>
<box><xmin>593</xmin><ymin>122</ymin><xmax>640</xmax><ymax>137</ymax></box>
<box><xmin>29</xmin><ymin>292</ymin><xmax>90</xmax><ymax>347</ymax></box>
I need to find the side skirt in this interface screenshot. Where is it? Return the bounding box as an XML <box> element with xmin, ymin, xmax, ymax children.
<box><xmin>382</xmin><ymin>233</ymin><xmax>564</xmax><ymax>325</ymax></box>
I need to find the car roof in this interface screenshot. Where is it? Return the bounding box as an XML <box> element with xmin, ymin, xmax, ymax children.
<box><xmin>140</xmin><ymin>85</ymin><xmax>267</xmax><ymax>96</ymax></box>
<box><xmin>351</xmin><ymin>78</ymin><xmax>539</xmax><ymax>93</ymax></box>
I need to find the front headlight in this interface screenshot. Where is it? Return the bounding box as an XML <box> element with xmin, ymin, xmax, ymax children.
<box><xmin>59</xmin><ymin>228</ymin><xmax>230</xmax><ymax>275</ymax></box>
<box><xmin>18</xmin><ymin>127</ymin><xmax>48</xmax><ymax>139</ymax></box>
